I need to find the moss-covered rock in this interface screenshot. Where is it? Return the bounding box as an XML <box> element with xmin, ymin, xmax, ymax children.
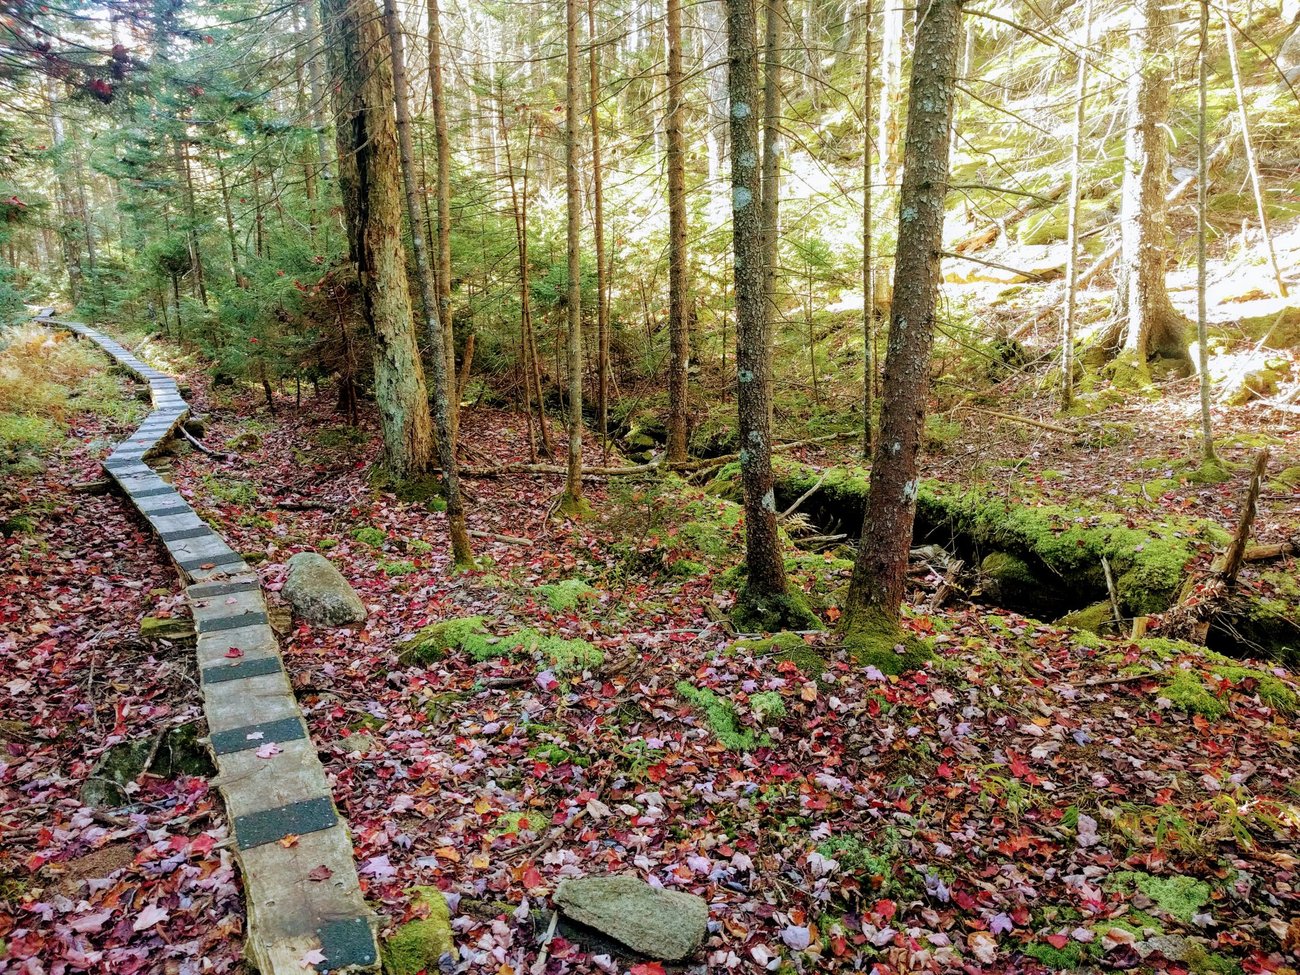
<box><xmin>382</xmin><ymin>887</ymin><xmax>456</xmax><ymax>975</ymax></box>
<box><xmin>978</xmin><ymin>551</ymin><xmax>1041</xmax><ymax>606</ymax></box>
<box><xmin>139</xmin><ymin>616</ymin><xmax>196</xmax><ymax>646</ymax></box>
<box><xmin>734</xmin><ymin>632</ymin><xmax>828</xmax><ymax>678</ymax></box>
<box><xmin>398</xmin><ymin>616</ymin><xmax>488</xmax><ymax>665</ymax></box>
<box><xmin>1108</xmin><ymin>872</ymin><xmax>1211</xmax><ymax>926</ymax></box>
<box><xmin>1055</xmin><ymin>600</ymin><xmax>1120</xmax><ymax>637</ymax></box>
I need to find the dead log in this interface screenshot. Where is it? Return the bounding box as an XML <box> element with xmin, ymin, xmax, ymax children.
<box><xmin>1161</xmin><ymin>450</ymin><xmax>1268</xmax><ymax>643</ymax></box>
<box><xmin>951</xmin><ymin>179</ymin><xmax>1069</xmax><ymax>254</ymax></box>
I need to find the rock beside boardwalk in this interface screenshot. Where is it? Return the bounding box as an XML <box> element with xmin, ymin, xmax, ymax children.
<box><xmin>553</xmin><ymin>875</ymin><xmax>707</xmax><ymax>961</ymax></box>
<box><xmin>282</xmin><ymin>552</ymin><xmax>366</xmax><ymax>625</ymax></box>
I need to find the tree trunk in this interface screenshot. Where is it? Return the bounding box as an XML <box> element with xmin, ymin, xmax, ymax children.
<box><xmin>175</xmin><ymin>130</ymin><xmax>207</xmax><ymax>307</ymax></box>
<box><xmin>214</xmin><ymin>145</ymin><xmax>242</xmax><ymax>283</ymax></box>
<box><xmin>1196</xmin><ymin>0</ymin><xmax>1216</xmax><ymax>461</ymax></box>
<box><xmin>383</xmin><ymin>0</ymin><xmax>475</xmax><ymax>566</ymax></box>
<box><xmin>1060</xmin><ymin>0</ymin><xmax>1091</xmax><ymax>409</ymax></box>
<box><xmin>877</xmin><ymin>0</ymin><xmax>904</xmax><ymax>228</ymax></box>
<box><xmin>561</xmin><ymin>0</ymin><xmax>586</xmax><ymax>513</ymax></box>
<box><xmin>589</xmin><ymin>0</ymin><xmax>612</xmax><ymax>461</ymax></box>
<box><xmin>1116</xmin><ymin>0</ymin><xmax>1187</xmax><ymax>366</ymax></box>
<box><xmin>760</xmin><ymin>0</ymin><xmax>782</xmax><ymax>430</ymax></box>
<box><xmin>844</xmin><ymin>0</ymin><xmax>964</xmax><ymax>629</ymax></box>
<box><xmin>666</xmin><ymin>0</ymin><xmax>690</xmax><ymax>463</ymax></box>
<box><xmin>862</xmin><ymin>0</ymin><xmax>875</xmax><ymax>458</ymax></box>
<box><xmin>323</xmin><ymin>0</ymin><xmax>436</xmax><ymax>480</ymax></box>
<box><xmin>427</xmin><ymin>0</ymin><xmax>459</xmax><ymax>442</ymax></box>
<box><xmin>304</xmin><ymin>0</ymin><xmax>333</xmax><ymax>183</ymax></box>
<box><xmin>46</xmin><ymin>77</ymin><xmax>84</xmax><ymax>302</ymax></box>
<box><xmin>728</xmin><ymin>0</ymin><xmax>797</xmax><ymax>623</ymax></box>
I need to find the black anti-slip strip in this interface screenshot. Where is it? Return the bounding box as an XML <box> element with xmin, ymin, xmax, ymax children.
<box><xmin>178</xmin><ymin>552</ymin><xmax>244</xmax><ymax>572</ymax></box>
<box><xmin>210</xmin><ymin>716</ymin><xmax>307</xmax><ymax>755</ymax></box>
<box><xmin>201</xmin><ymin>655</ymin><xmax>282</xmax><ymax>685</ymax></box>
<box><xmin>130</xmin><ymin>485</ymin><xmax>178</xmax><ymax>499</ymax></box>
<box><xmin>234</xmin><ymin>796</ymin><xmax>337</xmax><ymax>850</ymax></box>
<box><xmin>144</xmin><ymin>504</ymin><xmax>193</xmax><ymax>518</ymax></box>
<box><xmin>189</xmin><ymin>579</ymin><xmax>261</xmax><ymax>598</ymax></box>
<box><xmin>197</xmin><ymin>610</ymin><xmax>268</xmax><ymax>634</ymax></box>
<box><xmin>316</xmin><ymin>917</ymin><xmax>378</xmax><ymax>972</ymax></box>
<box><xmin>160</xmin><ymin>526</ymin><xmax>214</xmax><ymax>542</ymax></box>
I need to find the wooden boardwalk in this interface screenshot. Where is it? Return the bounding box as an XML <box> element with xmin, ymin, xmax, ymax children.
<box><xmin>37</xmin><ymin>312</ymin><xmax>380</xmax><ymax>974</ymax></box>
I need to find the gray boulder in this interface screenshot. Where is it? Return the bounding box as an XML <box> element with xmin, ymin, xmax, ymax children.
<box><xmin>282</xmin><ymin>552</ymin><xmax>366</xmax><ymax>626</ymax></box>
<box><xmin>553</xmin><ymin>875</ymin><xmax>707</xmax><ymax>962</ymax></box>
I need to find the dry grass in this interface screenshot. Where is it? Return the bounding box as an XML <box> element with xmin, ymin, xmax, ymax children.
<box><xmin>0</xmin><ymin>324</ymin><xmax>137</xmax><ymax>459</ymax></box>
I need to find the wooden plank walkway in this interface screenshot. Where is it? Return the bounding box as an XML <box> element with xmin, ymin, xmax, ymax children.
<box><xmin>36</xmin><ymin>311</ymin><xmax>381</xmax><ymax>975</ymax></box>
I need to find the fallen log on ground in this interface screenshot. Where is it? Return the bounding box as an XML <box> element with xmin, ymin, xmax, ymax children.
<box><xmin>1161</xmin><ymin>449</ymin><xmax>1269</xmax><ymax>644</ymax></box>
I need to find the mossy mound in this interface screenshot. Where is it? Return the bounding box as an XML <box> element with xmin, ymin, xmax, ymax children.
<box><xmin>353</xmin><ymin>526</ymin><xmax>387</xmax><ymax>547</ymax></box>
<box><xmin>382</xmin><ymin>887</ymin><xmax>456</xmax><ymax>975</ymax></box>
<box><xmin>1108</xmin><ymin>871</ymin><xmax>1211</xmax><ymax>926</ymax></box>
<box><xmin>731</xmin><ymin>586</ymin><xmax>821</xmax><ymax>632</ymax></box>
<box><xmin>841</xmin><ymin>607</ymin><xmax>934</xmax><ymax>676</ymax></box>
<box><xmin>491</xmin><ymin>810</ymin><xmax>548</xmax><ymax>837</ymax></box>
<box><xmin>536</xmin><ymin>579</ymin><xmax>597</xmax><ymax>613</ymax></box>
<box><xmin>466</xmin><ymin>628</ymin><xmax>604</xmax><ymax>675</ymax></box>
<box><xmin>398</xmin><ymin>616</ymin><xmax>488</xmax><ymax>665</ymax></box>
<box><xmin>1055</xmin><ymin>600</ymin><xmax>1120</xmax><ymax>638</ymax></box>
<box><xmin>734</xmin><ymin>631</ymin><xmax>828</xmax><ymax>678</ymax></box>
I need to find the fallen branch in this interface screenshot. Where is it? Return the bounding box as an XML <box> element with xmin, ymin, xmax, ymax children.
<box><xmin>951</xmin><ymin>179</ymin><xmax>1068</xmax><ymax>254</ymax></box>
<box><xmin>779</xmin><ymin>471</ymin><xmax>827</xmax><ymax>521</ymax></box>
<box><xmin>1243</xmin><ymin>539</ymin><xmax>1297</xmax><ymax>562</ymax></box>
<box><xmin>953</xmin><ymin>404</ymin><xmax>1076</xmax><ymax>435</ymax></box>
<box><xmin>942</xmin><ymin>251</ymin><xmax>1057</xmax><ymax>282</ymax></box>
<box><xmin>179</xmin><ymin>424</ymin><xmax>235</xmax><ymax>460</ymax></box>
<box><xmin>457</xmin><ymin>432</ymin><xmax>858</xmax><ymax>480</ymax></box>
<box><xmin>469</xmin><ymin>529</ymin><xmax>531</xmax><ymax>545</ymax></box>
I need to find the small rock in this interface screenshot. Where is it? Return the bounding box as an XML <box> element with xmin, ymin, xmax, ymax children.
<box><xmin>182</xmin><ymin>417</ymin><xmax>207</xmax><ymax>438</ymax></box>
<box><xmin>553</xmin><ymin>875</ymin><xmax>708</xmax><ymax>962</ymax></box>
<box><xmin>282</xmin><ymin>552</ymin><xmax>366</xmax><ymax>626</ymax></box>
<box><xmin>1135</xmin><ymin>935</ymin><xmax>1194</xmax><ymax>961</ymax></box>
<box><xmin>338</xmin><ymin>733</ymin><xmax>375</xmax><ymax>755</ymax></box>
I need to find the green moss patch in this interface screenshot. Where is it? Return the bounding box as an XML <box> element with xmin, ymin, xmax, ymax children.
<box><xmin>732</xmin><ymin>586</ymin><xmax>821</xmax><ymax>632</ymax></box>
<box><xmin>382</xmin><ymin>887</ymin><xmax>456</xmax><ymax>975</ymax></box>
<box><xmin>353</xmin><ymin>526</ymin><xmax>387</xmax><ymax>547</ymax></box>
<box><xmin>1109</xmin><ymin>871</ymin><xmax>1211</xmax><ymax>925</ymax></box>
<box><xmin>842</xmin><ymin>607</ymin><xmax>933</xmax><ymax>675</ymax></box>
<box><xmin>675</xmin><ymin>681</ymin><xmax>767</xmax><ymax>751</ymax></box>
<box><xmin>398</xmin><ymin>616</ymin><xmax>489</xmax><ymax>665</ymax></box>
<box><xmin>536</xmin><ymin>579</ymin><xmax>597</xmax><ymax>613</ymax></box>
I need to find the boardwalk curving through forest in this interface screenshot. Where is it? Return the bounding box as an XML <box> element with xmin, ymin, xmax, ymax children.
<box><xmin>34</xmin><ymin>311</ymin><xmax>380</xmax><ymax>975</ymax></box>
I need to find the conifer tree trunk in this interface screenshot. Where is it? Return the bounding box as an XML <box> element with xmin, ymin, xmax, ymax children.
<box><xmin>323</xmin><ymin>0</ymin><xmax>435</xmax><ymax>479</ymax></box>
<box><xmin>761</xmin><ymin>0</ymin><xmax>782</xmax><ymax>429</ymax></box>
<box><xmin>46</xmin><ymin>77</ymin><xmax>83</xmax><ymax>302</ymax></box>
<box><xmin>427</xmin><ymin>0</ymin><xmax>459</xmax><ymax>440</ymax></box>
<box><xmin>588</xmin><ymin>0</ymin><xmax>612</xmax><ymax>460</ymax></box>
<box><xmin>877</xmin><ymin>0</ymin><xmax>904</xmax><ymax>232</ymax></box>
<box><xmin>1060</xmin><ymin>0</ymin><xmax>1091</xmax><ymax>408</ymax></box>
<box><xmin>383</xmin><ymin>0</ymin><xmax>475</xmax><ymax>566</ymax></box>
<box><xmin>666</xmin><ymin>0</ymin><xmax>690</xmax><ymax>463</ymax></box>
<box><xmin>561</xmin><ymin>0</ymin><xmax>586</xmax><ymax>512</ymax></box>
<box><xmin>1196</xmin><ymin>1</ymin><xmax>1216</xmax><ymax>461</ymax></box>
<box><xmin>1116</xmin><ymin>0</ymin><xmax>1187</xmax><ymax>366</ymax></box>
<box><xmin>862</xmin><ymin>0</ymin><xmax>874</xmax><ymax>458</ymax></box>
<box><xmin>843</xmin><ymin>0</ymin><xmax>964</xmax><ymax>630</ymax></box>
<box><xmin>728</xmin><ymin>0</ymin><xmax>808</xmax><ymax>628</ymax></box>
<box><xmin>303</xmin><ymin>0</ymin><xmax>332</xmax><ymax>183</ymax></box>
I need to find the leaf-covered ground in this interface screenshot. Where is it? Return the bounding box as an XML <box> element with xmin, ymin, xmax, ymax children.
<box><xmin>0</xmin><ymin>333</ymin><xmax>242</xmax><ymax>974</ymax></box>
<box><xmin>5</xmin><ymin>331</ymin><xmax>1300</xmax><ymax>974</ymax></box>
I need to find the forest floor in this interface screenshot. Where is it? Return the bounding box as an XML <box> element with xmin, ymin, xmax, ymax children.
<box><xmin>3</xmin><ymin>311</ymin><xmax>1300</xmax><ymax>974</ymax></box>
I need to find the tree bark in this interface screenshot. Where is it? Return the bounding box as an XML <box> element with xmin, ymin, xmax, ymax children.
<box><xmin>862</xmin><ymin>0</ymin><xmax>875</xmax><ymax>458</ymax></box>
<box><xmin>729</xmin><ymin>0</ymin><xmax>790</xmax><ymax>604</ymax></box>
<box><xmin>666</xmin><ymin>0</ymin><xmax>690</xmax><ymax>463</ymax></box>
<box><xmin>1060</xmin><ymin>0</ymin><xmax>1091</xmax><ymax>409</ymax></box>
<box><xmin>323</xmin><ymin>0</ymin><xmax>436</xmax><ymax>479</ymax></box>
<box><xmin>427</xmin><ymin>0</ymin><xmax>459</xmax><ymax>441</ymax></box>
<box><xmin>1196</xmin><ymin>0</ymin><xmax>1216</xmax><ymax>461</ymax></box>
<box><xmin>760</xmin><ymin>0</ymin><xmax>782</xmax><ymax>431</ymax></box>
<box><xmin>589</xmin><ymin>0</ymin><xmax>612</xmax><ymax>461</ymax></box>
<box><xmin>844</xmin><ymin>0</ymin><xmax>964</xmax><ymax>628</ymax></box>
<box><xmin>1116</xmin><ymin>0</ymin><xmax>1188</xmax><ymax>365</ymax></box>
<box><xmin>383</xmin><ymin>0</ymin><xmax>475</xmax><ymax>566</ymax></box>
<box><xmin>561</xmin><ymin>0</ymin><xmax>586</xmax><ymax>511</ymax></box>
